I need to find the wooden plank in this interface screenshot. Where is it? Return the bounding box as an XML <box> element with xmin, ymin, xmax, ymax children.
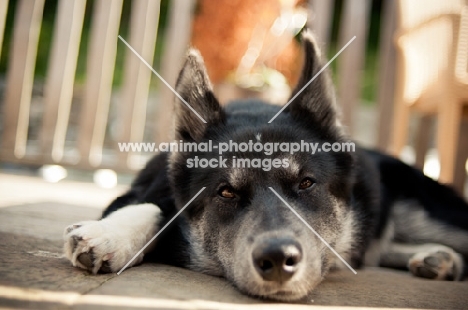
<box><xmin>376</xmin><ymin>0</ymin><xmax>397</xmax><ymax>151</ymax></box>
<box><xmin>117</xmin><ymin>0</ymin><xmax>160</xmax><ymax>169</ymax></box>
<box><xmin>155</xmin><ymin>0</ymin><xmax>194</xmax><ymax>143</ymax></box>
<box><xmin>41</xmin><ymin>0</ymin><xmax>86</xmax><ymax>163</ymax></box>
<box><xmin>337</xmin><ymin>0</ymin><xmax>370</xmax><ymax>135</ymax></box>
<box><xmin>307</xmin><ymin>0</ymin><xmax>334</xmax><ymax>54</ymax></box>
<box><xmin>0</xmin><ymin>0</ymin><xmax>8</xmax><ymax>57</ymax></box>
<box><xmin>77</xmin><ymin>0</ymin><xmax>123</xmax><ymax>168</ymax></box>
<box><xmin>1</xmin><ymin>0</ymin><xmax>44</xmax><ymax>159</ymax></box>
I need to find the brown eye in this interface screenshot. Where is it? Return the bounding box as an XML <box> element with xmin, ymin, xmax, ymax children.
<box><xmin>219</xmin><ymin>186</ymin><xmax>236</xmax><ymax>199</ymax></box>
<box><xmin>299</xmin><ymin>178</ymin><xmax>315</xmax><ymax>190</ymax></box>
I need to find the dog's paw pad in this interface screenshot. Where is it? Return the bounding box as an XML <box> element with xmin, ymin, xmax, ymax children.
<box><xmin>409</xmin><ymin>250</ymin><xmax>462</xmax><ymax>280</ymax></box>
<box><xmin>422</xmin><ymin>255</ymin><xmax>438</xmax><ymax>267</ymax></box>
<box><xmin>100</xmin><ymin>260</ymin><xmax>112</xmax><ymax>273</ymax></box>
<box><xmin>77</xmin><ymin>252</ymin><xmax>94</xmax><ymax>269</ymax></box>
<box><xmin>76</xmin><ymin>251</ymin><xmax>114</xmax><ymax>273</ymax></box>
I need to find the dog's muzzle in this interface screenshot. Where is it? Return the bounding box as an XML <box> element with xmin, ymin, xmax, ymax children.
<box><xmin>252</xmin><ymin>237</ymin><xmax>303</xmax><ymax>282</ymax></box>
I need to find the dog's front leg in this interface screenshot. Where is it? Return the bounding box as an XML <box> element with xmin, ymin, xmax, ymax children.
<box><xmin>63</xmin><ymin>204</ymin><xmax>161</xmax><ymax>274</ymax></box>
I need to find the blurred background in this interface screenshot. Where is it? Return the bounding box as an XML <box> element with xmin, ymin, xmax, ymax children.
<box><xmin>0</xmin><ymin>0</ymin><xmax>467</xmax><ymax>197</ymax></box>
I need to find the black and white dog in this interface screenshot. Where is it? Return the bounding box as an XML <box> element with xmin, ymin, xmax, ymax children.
<box><xmin>64</xmin><ymin>31</ymin><xmax>468</xmax><ymax>301</ymax></box>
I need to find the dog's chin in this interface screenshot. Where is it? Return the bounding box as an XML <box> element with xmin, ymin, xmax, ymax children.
<box><xmin>257</xmin><ymin>290</ymin><xmax>309</xmax><ymax>302</ymax></box>
<box><xmin>234</xmin><ymin>277</ymin><xmax>319</xmax><ymax>302</ymax></box>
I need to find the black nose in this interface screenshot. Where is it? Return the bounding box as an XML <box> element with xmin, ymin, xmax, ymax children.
<box><xmin>252</xmin><ymin>238</ymin><xmax>302</xmax><ymax>282</ymax></box>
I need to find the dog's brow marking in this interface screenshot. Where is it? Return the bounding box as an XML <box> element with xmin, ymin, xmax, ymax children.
<box><xmin>117</xmin><ymin>187</ymin><xmax>206</xmax><ymax>275</ymax></box>
<box><xmin>118</xmin><ymin>35</ymin><xmax>207</xmax><ymax>124</ymax></box>
<box><xmin>268</xmin><ymin>187</ymin><xmax>357</xmax><ymax>274</ymax></box>
<box><xmin>268</xmin><ymin>36</ymin><xmax>356</xmax><ymax>124</ymax></box>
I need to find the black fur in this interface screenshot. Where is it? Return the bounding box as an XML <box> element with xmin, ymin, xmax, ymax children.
<box><xmin>366</xmin><ymin>150</ymin><xmax>468</xmax><ymax>232</ymax></box>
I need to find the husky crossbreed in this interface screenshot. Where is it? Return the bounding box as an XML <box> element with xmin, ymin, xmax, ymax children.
<box><xmin>64</xmin><ymin>31</ymin><xmax>468</xmax><ymax>301</ymax></box>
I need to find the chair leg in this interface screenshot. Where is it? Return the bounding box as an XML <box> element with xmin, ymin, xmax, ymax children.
<box><xmin>391</xmin><ymin>99</ymin><xmax>411</xmax><ymax>157</ymax></box>
<box><xmin>453</xmin><ymin>118</ymin><xmax>468</xmax><ymax>195</ymax></box>
<box><xmin>437</xmin><ymin>98</ymin><xmax>462</xmax><ymax>186</ymax></box>
<box><xmin>414</xmin><ymin>114</ymin><xmax>433</xmax><ymax>170</ymax></box>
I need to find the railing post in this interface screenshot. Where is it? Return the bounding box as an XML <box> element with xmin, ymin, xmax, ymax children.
<box><xmin>307</xmin><ymin>0</ymin><xmax>334</xmax><ymax>54</ymax></box>
<box><xmin>77</xmin><ymin>0</ymin><xmax>123</xmax><ymax>168</ymax></box>
<box><xmin>337</xmin><ymin>0</ymin><xmax>370</xmax><ymax>135</ymax></box>
<box><xmin>377</xmin><ymin>0</ymin><xmax>397</xmax><ymax>151</ymax></box>
<box><xmin>155</xmin><ymin>0</ymin><xmax>194</xmax><ymax>144</ymax></box>
<box><xmin>0</xmin><ymin>0</ymin><xmax>8</xmax><ymax>57</ymax></box>
<box><xmin>1</xmin><ymin>0</ymin><xmax>45</xmax><ymax>159</ymax></box>
<box><xmin>117</xmin><ymin>0</ymin><xmax>161</xmax><ymax>170</ymax></box>
<box><xmin>41</xmin><ymin>0</ymin><xmax>86</xmax><ymax>163</ymax></box>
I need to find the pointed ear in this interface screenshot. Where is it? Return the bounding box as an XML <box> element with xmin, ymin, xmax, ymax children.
<box><xmin>287</xmin><ymin>30</ymin><xmax>342</xmax><ymax>135</ymax></box>
<box><xmin>174</xmin><ymin>49</ymin><xmax>224</xmax><ymax>141</ymax></box>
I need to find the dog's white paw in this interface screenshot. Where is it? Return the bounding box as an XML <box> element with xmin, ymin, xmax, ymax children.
<box><xmin>63</xmin><ymin>204</ymin><xmax>161</xmax><ymax>274</ymax></box>
<box><xmin>408</xmin><ymin>249</ymin><xmax>464</xmax><ymax>281</ymax></box>
<box><xmin>63</xmin><ymin>220</ymin><xmax>144</xmax><ymax>274</ymax></box>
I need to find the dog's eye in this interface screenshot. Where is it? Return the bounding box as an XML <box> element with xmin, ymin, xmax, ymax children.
<box><xmin>218</xmin><ymin>186</ymin><xmax>236</xmax><ymax>199</ymax></box>
<box><xmin>299</xmin><ymin>178</ymin><xmax>315</xmax><ymax>190</ymax></box>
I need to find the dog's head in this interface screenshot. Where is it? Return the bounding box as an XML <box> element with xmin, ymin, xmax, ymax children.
<box><xmin>169</xmin><ymin>31</ymin><xmax>357</xmax><ymax>301</ymax></box>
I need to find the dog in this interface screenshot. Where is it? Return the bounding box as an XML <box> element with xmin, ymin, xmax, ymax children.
<box><xmin>63</xmin><ymin>31</ymin><xmax>468</xmax><ymax>301</ymax></box>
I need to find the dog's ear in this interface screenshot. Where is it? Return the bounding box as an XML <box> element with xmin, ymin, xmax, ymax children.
<box><xmin>174</xmin><ymin>49</ymin><xmax>224</xmax><ymax>141</ymax></box>
<box><xmin>287</xmin><ymin>30</ymin><xmax>342</xmax><ymax>135</ymax></box>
